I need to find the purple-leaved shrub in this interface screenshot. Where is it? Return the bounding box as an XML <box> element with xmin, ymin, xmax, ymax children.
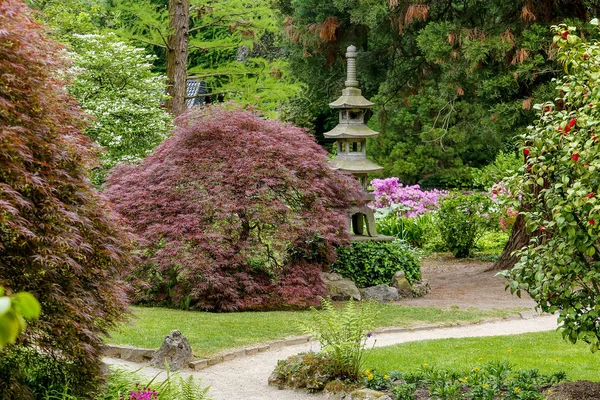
<box><xmin>105</xmin><ymin>105</ymin><xmax>362</xmax><ymax>311</ymax></box>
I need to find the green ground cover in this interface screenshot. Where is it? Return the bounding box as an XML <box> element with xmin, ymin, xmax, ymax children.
<box><xmin>106</xmin><ymin>305</ymin><xmax>526</xmax><ymax>358</ymax></box>
<box><xmin>365</xmin><ymin>330</ymin><xmax>600</xmax><ymax>381</ymax></box>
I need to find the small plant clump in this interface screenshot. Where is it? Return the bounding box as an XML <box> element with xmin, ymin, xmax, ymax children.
<box><xmin>362</xmin><ymin>361</ymin><xmax>567</xmax><ymax>400</ymax></box>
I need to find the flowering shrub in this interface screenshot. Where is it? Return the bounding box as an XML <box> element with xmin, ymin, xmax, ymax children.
<box><xmin>370</xmin><ymin>178</ymin><xmax>447</xmax><ymax>217</ymax></box>
<box><xmin>68</xmin><ymin>33</ymin><xmax>172</xmax><ymax>184</ymax></box>
<box><xmin>504</xmin><ymin>22</ymin><xmax>600</xmax><ymax>351</ymax></box>
<box><xmin>490</xmin><ymin>181</ymin><xmax>519</xmax><ymax>231</ymax></box>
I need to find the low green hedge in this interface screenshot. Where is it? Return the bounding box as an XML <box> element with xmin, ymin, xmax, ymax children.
<box><xmin>332</xmin><ymin>240</ymin><xmax>421</xmax><ymax>288</ymax></box>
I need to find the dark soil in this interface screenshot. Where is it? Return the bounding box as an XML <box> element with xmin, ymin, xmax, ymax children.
<box><xmin>546</xmin><ymin>381</ymin><xmax>600</xmax><ymax>400</ymax></box>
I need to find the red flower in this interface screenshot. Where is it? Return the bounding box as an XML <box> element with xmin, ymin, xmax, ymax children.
<box><xmin>562</xmin><ymin>30</ymin><xmax>569</xmax><ymax>39</ymax></box>
<box><xmin>591</xmin><ymin>103</ymin><xmax>595</xmax><ymax>108</ymax></box>
<box><xmin>558</xmin><ymin>126</ymin><xmax>562</xmax><ymax>131</ymax></box>
<box><xmin>565</xmin><ymin>124</ymin><xmax>571</xmax><ymax>133</ymax></box>
<box><xmin>540</xmin><ymin>226</ymin><xmax>546</xmax><ymax>232</ymax></box>
<box><xmin>590</xmin><ymin>219</ymin><xmax>595</xmax><ymax>225</ymax></box>
<box><xmin>572</xmin><ymin>153</ymin><xmax>580</xmax><ymax>161</ymax></box>
<box><xmin>526</xmin><ymin>165</ymin><xmax>532</xmax><ymax>171</ymax></box>
<box><xmin>588</xmin><ymin>193</ymin><xmax>595</xmax><ymax>199</ymax></box>
<box><xmin>569</xmin><ymin>118</ymin><xmax>577</xmax><ymax>127</ymax></box>
<box><xmin>593</xmin><ymin>135</ymin><xmax>598</xmax><ymax>142</ymax></box>
<box><xmin>523</xmin><ymin>148</ymin><xmax>530</xmax><ymax>156</ymax></box>
<box><xmin>584</xmin><ymin>91</ymin><xmax>589</xmax><ymax>95</ymax></box>
<box><xmin>584</xmin><ymin>54</ymin><xmax>590</xmax><ymax>60</ymax></box>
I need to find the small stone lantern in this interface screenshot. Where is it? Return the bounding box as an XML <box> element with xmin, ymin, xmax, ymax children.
<box><xmin>324</xmin><ymin>45</ymin><xmax>388</xmax><ymax>239</ymax></box>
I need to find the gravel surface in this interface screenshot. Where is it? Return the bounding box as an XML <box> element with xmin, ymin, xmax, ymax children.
<box><xmin>105</xmin><ymin>314</ymin><xmax>558</xmax><ymax>400</ymax></box>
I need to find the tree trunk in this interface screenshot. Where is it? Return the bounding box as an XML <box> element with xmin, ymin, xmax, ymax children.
<box><xmin>488</xmin><ymin>213</ymin><xmax>532</xmax><ymax>271</ymax></box>
<box><xmin>166</xmin><ymin>0</ymin><xmax>189</xmax><ymax>117</ymax></box>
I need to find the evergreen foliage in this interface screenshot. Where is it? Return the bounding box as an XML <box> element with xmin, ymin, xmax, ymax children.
<box><xmin>332</xmin><ymin>241</ymin><xmax>421</xmax><ymax>287</ymax></box>
<box><xmin>278</xmin><ymin>0</ymin><xmax>600</xmax><ymax>186</ymax></box>
<box><xmin>0</xmin><ymin>1</ymin><xmax>132</xmax><ymax>397</ymax></box>
<box><xmin>104</xmin><ymin>105</ymin><xmax>362</xmax><ymax>311</ymax></box>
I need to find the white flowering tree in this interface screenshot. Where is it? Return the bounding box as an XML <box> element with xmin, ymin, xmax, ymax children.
<box><xmin>68</xmin><ymin>33</ymin><xmax>172</xmax><ymax>183</ymax></box>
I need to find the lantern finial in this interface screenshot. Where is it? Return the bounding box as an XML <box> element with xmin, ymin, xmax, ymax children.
<box><xmin>345</xmin><ymin>45</ymin><xmax>358</xmax><ymax>88</ymax></box>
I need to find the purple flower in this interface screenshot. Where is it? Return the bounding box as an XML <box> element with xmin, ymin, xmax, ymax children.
<box><xmin>369</xmin><ymin>178</ymin><xmax>448</xmax><ymax>217</ymax></box>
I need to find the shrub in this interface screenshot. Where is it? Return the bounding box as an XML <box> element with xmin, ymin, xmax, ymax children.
<box><xmin>437</xmin><ymin>193</ymin><xmax>498</xmax><ymax>258</ymax></box>
<box><xmin>300</xmin><ymin>298</ymin><xmax>377</xmax><ymax>381</ymax></box>
<box><xmin>0</xmin><ymin>1</ymin><xmax>132</xmax><ymax>397</ymax></box>
<box><xmin>376</xmin><ymin>213</ymin><xmax>437</xmax><ymax>248</ymax></box>
<box><xmin>332</xmin><ymin>241</ymin><xmax>421</xmax><ymax>287</ymax></box>
<box><xmin>104</xmin><ymin>105</ymin><xmax>362</xmax><ymax>311</ymax></box>
<box><xmin>504</xmin><ymin>22</ymin><xmax>600</xmax><ymax>351</ymax></box>
<box><xmin>67</xmin><ymin>33</ymin><xmax>172</xmax><ymax>185</ymax></box>
<box><xmin>370</xmin><ymin>178</ymin><xmax>447</xmax><ymax>217</ymax></box>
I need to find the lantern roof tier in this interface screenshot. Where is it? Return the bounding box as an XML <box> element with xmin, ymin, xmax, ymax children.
<box><xmin>328</xmin><ymin>156</ymin><xmax>384</xmax><ymax>174</ymax></box>
<box><xmin>329</xmin><ymin>87</ymin><xmax>375</xmax><ymax>109</ymax></box>
<box><xmin>323</xmin><ymin>124</ymin><xmax>379</xmax><ymax>139</ymax></box>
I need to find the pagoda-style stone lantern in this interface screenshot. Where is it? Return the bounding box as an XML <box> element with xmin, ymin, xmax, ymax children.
<box><xmin>324</xmin><ymin>45</ymin><xmax>388</xmax><ymax>239</ymax></box>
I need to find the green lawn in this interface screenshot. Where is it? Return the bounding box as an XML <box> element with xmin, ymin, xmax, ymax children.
<box><xmin>106</xmin><ymin>305</ymin><xmax>526</xmax><ymax>358</ymax></box>
<box><xmin>365</xmin><ymin>330</ymin><xmax>600</xmax><ymax>381</ymax></box>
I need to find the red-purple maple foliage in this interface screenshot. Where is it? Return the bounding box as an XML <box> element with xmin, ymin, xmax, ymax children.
<box><xmin>0</xmin><ymin>1</ymin><xmax>132</xmax><ymax>397</ymax></box>
<box><xmin>105</xmin><ymin>105</ymin><xmax>362</xmax><ymax>311</ymax></box>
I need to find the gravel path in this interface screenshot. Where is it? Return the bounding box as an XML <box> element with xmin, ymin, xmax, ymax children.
<box><xmin>105</xmin><ymin>314</ymin><xmax>559</xmax><ymax>400</ymax></box>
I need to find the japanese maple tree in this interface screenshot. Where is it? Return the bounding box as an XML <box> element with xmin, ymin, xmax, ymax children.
<box><xmin>105</xmin><ymin>105</ymin><xmax>362</xmax><ymax>311</ymax></box>
<box><xmin>0</xmin><ymin>1</ymin><xmax>132</xmax><ymax>397</ymax></box>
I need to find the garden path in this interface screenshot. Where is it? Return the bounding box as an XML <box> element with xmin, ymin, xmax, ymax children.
<box><xmin>105</xmin><ymin>314</ymin><xmax>558</xmax><ymax>400</ymax></box>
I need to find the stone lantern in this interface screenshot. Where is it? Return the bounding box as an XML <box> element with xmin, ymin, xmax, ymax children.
<box><xmin>324</xmin><ymin>45</ymin><xmax>388</xmax><ymax>239</ymax></box>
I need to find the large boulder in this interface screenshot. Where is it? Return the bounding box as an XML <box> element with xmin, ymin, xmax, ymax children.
<box><xmin>363</xmin><ymin>284</ymin><xmax>399</xmax><ymax>303</ymax></box>
<box><xmin>391</xmin><ymin>271</ymin><xmax>413</xmax><ymax>299</ymax></box>
<box><xmin>322</xmin><ymin>272</ymin><xmax>361</xmax><ymax>301</ymax></box>
<box><xmin>150</xmin><ymin>330</ymin><xmax>193</xmax><ymax>370</ymax></box>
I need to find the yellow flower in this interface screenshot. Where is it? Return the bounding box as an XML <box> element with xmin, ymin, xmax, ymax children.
<box><xmin>472</xmin><ymin>367</ymin><xmax>480</xmax><ymax>372</ymax></box>
<box><xmin>384</xmin><ymin>375</ymin><xmax>389</xmax><ymax>380</ymax></box>
<box><xmin>483</xmin><ymin>384</ymin><xmax>490</xmax><ymax>389</ymax></box>
<box><xmin>368</xmin><ymin>374</ymin><xmax>374</xmax><ymax>381</ymax></box>
<box><xmin>548</xmin><ymin>390</ymin><xmax>553</xmax><ymax>394</ymax></box>
<box><xmin>507</xmin><ymin>349</ymin><xmax>512</xmax><ymax>353</ymax></box>
<box><xmin>478</xmin><ymin>357</ymin><xmax>484</xmax><ymax>361</ymax></box>
<box><xmin>364</xmin><ymin>369</ymin><xmax>371</xmax><ymax>375</ymax></box>
<box><xmin>514</xmin><ymin>387</ymin><xmax>521</xmax><ymax>393</ymax></box>
<box><xmin>459</xmin><ymin>376</ymin><xmax>469</xmax><ymax>383</ymax></box>
<box><xmin>423</xmin><ymin>362</ymin><xmax>429</xmax><ymax>367</ymax></box>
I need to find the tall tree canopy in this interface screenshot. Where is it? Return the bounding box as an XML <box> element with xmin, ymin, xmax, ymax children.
<box><xmin>279</xmin><ymin>0</ymin><xmax>600</xmax><ymax>187</ymax></box>
<box><xmin>0</xmin><ymin>1</ymin><xmax>132</xmax><ymax>397</ymax></box>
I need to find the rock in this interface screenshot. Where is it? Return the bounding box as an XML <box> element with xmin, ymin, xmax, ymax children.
<box><xmin>343</xmin><ymin>388</ymin><xmax>393</xmax><ymax>400</ymax></box>
<box><xmin>363</xmin><ymin>284</ymin><xmax>399</xmax><ymax>303</ymax></box>
<box><xmin>322</xmin><ymin>272</ymin><xmax>361</xmax><ymax>301</ymax></box>
<box><xmin>391</xmin><ymin>271</ymin><xmax>413</xmax><ymax>299</ymax></box>
<box><xmin>411</xmin><ymin>279</ymin><xmax>431</xmax><ymax>297</ymax></box>
<box><xmin>150</xmin><ymin>330</ymin><xmax>193</xmax><ymax>370</ymax></box>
